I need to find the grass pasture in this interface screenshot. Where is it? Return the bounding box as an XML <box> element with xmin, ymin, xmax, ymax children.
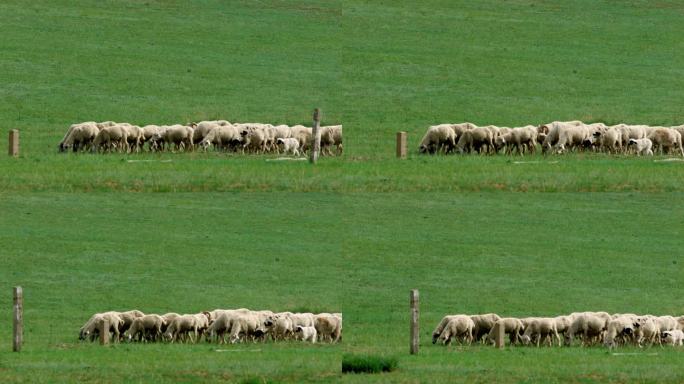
<box><xmin>1</xmin><ymin>0</ymin><xmax>684</xmax><ymax>382</ymax></box>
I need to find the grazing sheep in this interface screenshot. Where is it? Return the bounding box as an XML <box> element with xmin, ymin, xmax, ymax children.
<box><xmin>294</xmin><ymin>326</ymin><xmax>317</xmax><ymax>343</ymax></box>
<box><xmin>437</xmin><ymin>315</ymin><xmax>475</xmax><ymax>345</ymax></box>
<box><xmin>633</xmin><ymin>316</ymin><xmax>659</xmax><ymax>346</ymax></box>
<box><xmin>124</xmin><ymin>315</ymin><xmax>164</xmax><ymax>342</ymax></box>
<box><xmin>487</xmin><ymin>318</ymin><xmax>524</xmax><ymax>346</ymax></box>
<box><xmin>494</xmin><ymin>126</ymin><xmax>537</xmax><ymax>155</ymax></box>
<box><xmin>470</xmin><ymin>313</ymin><xmax>501</xmax><ymax>342</ymax></box>
<box><xmin>276</xmin><ymin>138</ymin><xmax>300</xmax><ymax>156</ymax></box>
<box><xmin>628</xmin><ymin>138</ymin><xmax>653</xmax><ymax>156</ymax></box>
<box><xmin>59</xmin><ymin>123</ymin><xmax>99</xmax><ymax>152</ymax></box>
<box><xmin>92</xmin><ymin>125</ymin><xmax>129</xmax><ymax>153</ymax></box>
<box><xmin>165</xmin><ymin>314</ymin><xmax>202</xmax><ymax>343</ymax></box>
<box><xmin>603</xmin><ymin>317</ymin><xmax>635</xmax><ymax>348</ymax></box>
<box><xmin>419</xmin><ymin>124</ymin><xmax>456</xmax><ymax>154</ymax></box>
<box><xmin>521</xmin><ymin>318</ymin><xmax>561</xmax><ymax>347</ymax></box>
<box><xmin>455</xmin><ymin>127</ymin><xmax>493</xmax><ymax>154</ymax></box>
<box><xmin>290</xmin><ymin>125</ymin><xmax>313</xmax><ymax>153</ymax></box>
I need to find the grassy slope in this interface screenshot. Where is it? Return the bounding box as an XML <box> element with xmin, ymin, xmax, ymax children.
<box><xmin>2</xmin><ymin>0</ymin><xmax>684</xmax><ymax>383</ymax></box>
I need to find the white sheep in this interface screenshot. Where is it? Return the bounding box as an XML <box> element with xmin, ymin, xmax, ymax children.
<box><xmin>437</xmin><ymin>315</ymin><xmax>475</xmax><ymax>345</ymax></box>
<box><xmin>627</xmin><ymin>138</ymin><xmax>653</xmax><ymax>156</ymax></box>
<box><xmin>661</xmin><ymin>330</ymin><xmax>684</xmax><ymax>346</ymax></box>
<box><xmin>314</xmin><ymin>313</ymin><xmax>341</xmax><ymax>343</ymax></box>
<box><xmin>276</xmin><ymin>138</ymin><xmax>300</xmax><ymax>156</ymax></box>
<box><xmin>419</xmin><ymin>124</ymin><xmax>456</xmax><ymax>154</ymax></box>
<box><xmin>294</xmin><ymin>326</ymin><xmax>317</xmax><ymax>343</ymax></box>
<box><xmin>124</xmin><ymin>314</ymin><xmax>164</xmax><ymax>342</ymax></box>
<box><xmin>486</xmin><ymin>318</ymin><xmax>524</xmax><ymax>346</ymax></box>
<box><xmin>521</xmin><ymin>318</ymin><xmax>561</xmax><ymax>347</ymax></box>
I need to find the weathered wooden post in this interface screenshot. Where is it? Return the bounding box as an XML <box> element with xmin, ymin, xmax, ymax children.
<box><xmin>99</xmin><ymin>319</ymin><xmax>109</xmax><ymax>345</ymax></box>
<box><xmin>494</xmin><ymin>320</ymin><xmax>505</xmax><ymax>349</ymax></box>
<box><xmin>13</xmin><ymin>286</ymin><xmax>23</xmax><ymax>352</ymax></box>
<box><xmin>396</xmin><ymin>131</ymin><xmax>407</xmax><ymax>159</ymax></box>
<box><xmin>309</xmin><ymin>108</ymin><xmax>321</xmax><ymax>164</ymax></box>
<box><xmin>410</xmin><ymin>289</ymin><xmax>419</xmax><ymax>354</ymax></box>
<box><xmin>9</xmin><ymin>129</ymin><xmax>19</xmax><ymax>157</ymax></box>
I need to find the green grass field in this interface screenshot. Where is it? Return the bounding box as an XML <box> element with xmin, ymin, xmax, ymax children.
<box><xmin>2</xmin><ymin>0</ymin><xmax>684</xmax><ymax>382</ymax></box>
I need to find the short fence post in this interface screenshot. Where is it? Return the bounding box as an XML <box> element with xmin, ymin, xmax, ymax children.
<box><xmin>100</xmin><ymin>319</ymin><xmax>109</xmax><ymax>345</ymax></box>
<box><xmin>9</xmin><ymin>129</ymin><xmax>19</xmax><ymax>157</ymax></box>
<box><xmin>495</xmin><ymin>321</ymin><xmax>505</xmax><ymax>349</ymax></box>
<box><xmin>410</xmin><ymin>289</ymin><xmax>419</xmax><ymax>354</ymax></box>
<box><xmin>309</xmin><ymin>108</ymin><xmax>321</xmax><ymax>164</ymax></box>
<box><xmin>13</xmin><ymin>286</ymin><xmax>23</xmax><ymax>352</ymax></box>
<box><xmin>396</xmin><ymin>131</ymin><xmax>407</xmax><ymax>159</ymax></box>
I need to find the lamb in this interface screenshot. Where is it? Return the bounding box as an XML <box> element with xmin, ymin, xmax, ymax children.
<box><xmin>276</xmin><ymin>138</ymin><xmax>300</xmax><ymax>156</ymax></box>
<box><xmin>521</xmin><ymin>318</ymin><xmax>561</xmax><ymax>347</ymax></box>
<box><xmin>294</xmin><ymin>326</ymin><xmax>317</xmax><ymax>343</ymax></box>
<box><xmin>124</xmin><ymin>314</ymin><xmax>165</xmax><ymax>342</ymax></box>
<box><xmin>661</xmin><ymin>330</ymin><xmax>684</xmax><ymax>346</ymax></box>
<box><xmin>627</xmin><ymin>138</ymin><xmax>653</xmax><ymax>156</ymax></box>
<box><xmin>486</xmin><ymin>318</ymin><xmax>524</xmax><ymax>345</ymax></box>
<box><xmin>437</xmin><ymin>315</ymin><xmax>475</xmax><ymax>345</ymax></box>
<box><xmin>419</xmin><ymin>124</ymin><xmax>456</xmax><ymax>154</ymax></box>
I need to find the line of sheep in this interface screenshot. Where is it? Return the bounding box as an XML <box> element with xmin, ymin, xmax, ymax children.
<box><xmin>58</xmin><ymin>120</ymin><xmax>343</xmax><ymax>156</ymax></box>
<box><xmin>419</xmin><ymin>121</ymin><xmax>684</xmax><ymax>156</ymax></box>
<box><xmin>79</xmin><ymin>308</ymin><xmax>342</xmax><ymax>345</ymax></box>
<box><xmin>432</xmin><ymin>312</ymin><xmax>684</xmax><ymax>348</ymax></box>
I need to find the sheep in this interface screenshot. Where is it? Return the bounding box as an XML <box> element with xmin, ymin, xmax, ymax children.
<box><xmin>198</xmin><ymin>125</ymin><xmax>242</xmax><ymax>152</ymax></box>
<box><xmin>238</xmin><ymin>124</ymin><xmax>268</xmax><ymax>154</ymax></box>
<box><xmin>486</xmin><ymin>318</ymin><xmax>524</xmax><ymax>346</ymax></box>
<box><xmin>603</xmin><ymin>317</ymin><xmax>635</xmax><ymax>348</ymax></box>
<box><xmin>294</xmin><ymin>326</ymin><xmax>317</xmax><ymax>343</ymax></box>
<box><xmin>59</xmin><ymin>123</ymin><xmax>99</xmax><ymax>152</ymax></box>
<box><xmin>432</xmin><ymin>315</ymin><xmax>459</xmax><ymax>344</ymax></box>
<box><xmin>228</xmin><ymin>312</ymin><xmax>260</xmax><ymax>343</ymax></box>
<box><xmin>92</xmin><ymin>125</ymin><xmax>129</xmax><ymax>153</ymax></box>
<box><xmin>120</xmin><ymin>124</ymin><xmax>145</xmax><ymax>153</ymax></box>
<box><xmin>161</xmin><ymin>125</ymin><xmax>194</xmax><ymax>152</ymax></box>
<box><xmin>437</xmin><ymin>315</ymin><xmax>475</xmax><ymax>345</ymax></box>
<box><xmin>164</xmin><ymin>314</ymin><xmax>206</xmax><ymax>343</ymax></box>
<box><xmin>160</xmin><ymin>312</ymin><xmax>180</xmax><ymax>334</ymax></box>
<box><xmin>276</xmin><ymin>138</ymin><xmax>300</xmax><ymax>156</ymax></box>
<box><xmin>553</xmin><ymin>315</ymin><xmax>573</xmax><ymax>339</ymax></box>
<box><xmin>78</xmin><ymin>312</ymin><xmax>124</xmax><ymax>342</ymax></box>
<box><xmin>205</xmin><ymin>312</ymin><xmax>235</xmax><ymax>344</ymax></box>
<box><xmin>320</xmin><ymin>125</ymin><xmax>343</xmax><ymax>155</ymax></box>
<box><xmin>261</xmin><ymin>313</ymin><xmax>295</xmax><ymax>341</ymax></box>
<box><xmin>124</xmin><ymin>314</ymin><xmax>165</xmax><ymax>342</ymax></box>
<box><xmin>593</xmin><ymin>126</ymin><xmax>623</xmax><ymax>154</ymax></box>
<box><xmin>633</xmin><ymin>316</ymin><xmax>659</xmax><ymax>347</ymax></box>
<box><xmin>661</xmin><ymin>330</ymin><xmax>684</xmax><ymax>346</ymax></box>
<box><xmin>565</xmin><ymin>313</ymin><xmax>607</xmax><ymax>346</ymax></box>
<box><xmin>419</xmin><ymin>124</ymin><xmax>456</xmax><ymax>154</ymax></box>
<box><xmin>628</xmin><ymin>138</ymin><xmax>653</xmax><ymax>156</ymax></box>
<box><xmin>648</xmin><ymin>128</ymin><xmax>684</xmax><ymax>156</ymax></box>
<box><xmin>553</xmin><ymin>123</ymin><xmax>592</xmax><ymax>153</ymax></box>
<box><xmin>470</xmin><ymin>313</ymin><xmax>501</xmax><ymax>342</ymax></box>
<box><xmin>314</xmin><ymin>313</ymin><xmax>342</xmax><ymax>343</ymax></box>
<box><xmin>520</xmin><ymin>318</ymin><xmax>561</xmax><ymax>347</ymax></box>
<box><xmin>290</xmin><ymin>125</ymin><xmax>313</xmax><ymax>153</ymax></box>
<box><xmin>655</xmin><ymin>315</ymin><xmax>679</xmax><ymax>333</ymax></box>
<box><xmin>449</xmin><ymin>122</ymin><xmax>477</xmax><ymax>142</ymax></box>
<box><xmin>494</xmin><ymin>126</ymin><xmax>537</xmax><ymax>155</ymax></box>
<box><xmin>455</xmin><ymin>127</ymin><xmax>493</xmax><ymax>154</ymax></box>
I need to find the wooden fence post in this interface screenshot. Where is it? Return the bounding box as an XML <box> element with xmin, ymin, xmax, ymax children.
<box><xmin>410</xmin><ymin>289</ymin><xmax>419</xmax><ymax>354</ymax></box>
<box><xmin>494</xmin><ymin>321</ymin><xmax>505</xmax><ymax>349</ymax></box>
<box><xmin>13</xmin><ymin>286</ymin><xmax>23</xmax><ymax>352</ymax></box>
<box><xmin>9</xmin><ymin>129</ymin><xmax>19</xmax><ymax>157</ymax></box>
<box><xmin>396</xmin><ymin>131</ymin><xmax>407</xmax><ymax>159</ymax></box>
<box><xmin>100</xmin><ymin>319</ymin><xmax>109</xmax><ymax>345</ymax></box>
<box><xmin>309</xmin><ymin>108</ymin><xmax>321</xmax><ymax>164</ymax></box>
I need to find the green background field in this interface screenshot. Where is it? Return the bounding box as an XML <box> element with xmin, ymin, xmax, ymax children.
<box><xmin>1</xmin><ymin>0</ymin><xmax>684</xmax><ymax>383</ymax></box>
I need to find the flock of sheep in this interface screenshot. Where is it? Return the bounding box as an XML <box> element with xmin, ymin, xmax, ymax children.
<box><xmin>57</xmin><ymin>120</ymin><xmax>343</xmax><ymax>156</ymax></box>
<box><xmin>79</xmin><ymin>308</ymin><xmax>342</xmax><ymax>345</ymax></box>
<box><xmin>432</xmin><ymin>312</ymin><xmax>684</xmax><ymax>348</ymax></box>
<box><xmin>419</xmin><ymin>121</ymin><xmax>684</xmax><ymax>156</ymax></box>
